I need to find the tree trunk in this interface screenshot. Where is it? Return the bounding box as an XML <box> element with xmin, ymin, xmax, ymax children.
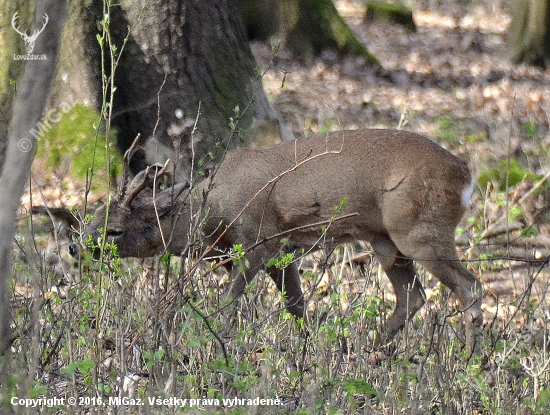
<box><xmin>509</xmin><ymin>0</ymin><xmax>550</xmax><ymax>67</ymax></box>
<box><xmin>0</xmin><ymin>0</ymin><xmax>40</xmax><ymax>173</ymax></box>
<box><xmin>241</xmin><ymin>0</ymin><xmax>379</xmax><ymax>64</ymax></box>
<box><xmin>90</xmin><ymin>0</ymin><xmax>293</xmax><ymax>177</ymax></box>
<box><xmin>365</xmin><ymin>1</ymin><xmax>416</xmax><ymax>31</ymax></box>
<box><xmin>0</xmin><ymin>0</ymin><xmax>66</xmax><ymax>355</ymax></box>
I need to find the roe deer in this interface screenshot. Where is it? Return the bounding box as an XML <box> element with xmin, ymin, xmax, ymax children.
<box><xmin>77</xmin><ymin>129</ymin><xmax>483</xmax><ymax>351</ymax></box>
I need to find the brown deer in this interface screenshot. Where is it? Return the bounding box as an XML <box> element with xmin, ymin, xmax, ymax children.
<box><xmin>76</xmin><ymin>129</ymin><xmax>483</xmax><ymax>351</ymax></box>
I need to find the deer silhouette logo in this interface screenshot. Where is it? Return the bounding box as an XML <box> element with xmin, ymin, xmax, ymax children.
<box><xmin>11</xmin><ymin>11</ymin><xmax>49</xmax><ymax>54</ymax></box>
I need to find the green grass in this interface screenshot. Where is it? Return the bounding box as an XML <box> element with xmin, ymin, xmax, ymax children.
<box><xmin>478</xmin><ymin>158</ymin><xmax>542</xmax><ymax>191</ymax></box>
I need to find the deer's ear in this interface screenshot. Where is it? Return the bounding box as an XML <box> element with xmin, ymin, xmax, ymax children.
<box><xmin>154</xmin><ymin>181</ymin><xmax>190</xmax><ymax>211</ymax></box>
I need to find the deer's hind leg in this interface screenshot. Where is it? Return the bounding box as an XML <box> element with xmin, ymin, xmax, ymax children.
<box><xmin>392</xmin><ymin>228</ymin><xmax>483</xmax><ymax>354</ymax></box>
<box><xmin>371</xmin><ymin>235</ymin><xmax>425</xmax><ymax>344</ymax></box>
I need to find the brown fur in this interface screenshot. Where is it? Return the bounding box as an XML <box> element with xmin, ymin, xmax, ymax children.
<box><xmin>82</xmin><ymin>129</ymin><xmax>483</xmax><ymax>349</ymax></box>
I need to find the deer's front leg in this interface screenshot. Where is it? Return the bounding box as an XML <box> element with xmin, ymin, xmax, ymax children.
<box><xmin>217</xmin><ymin>259</ymin><xmax>258</xmax><ymax>337</ymax></box>
<box><xmin>224</xmin><ymin>248</ymin><xmax>268</xmax><ymax>310</ymax></box>
<box><xmin>225</xmin><ymin>249</ymin><xmax>305</xmax><ymax>316</ymax></box>
<box><xmin>225</xmin><ymin>264</ymin><xmax>254</xmax><ymax>308</ymax></box>
<box><xmin>267</xmin><ymin>262</ymin><xmax>305</xmax><ymax>318</ymax></box>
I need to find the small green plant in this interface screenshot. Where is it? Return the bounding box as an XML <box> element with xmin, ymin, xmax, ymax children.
<box><xmin>435</xmin><ymin>116</ymin><xmax>461</xmax><ymax>143</ymax></box>
<box><xmin>60</xmin><ymin>359</ymin><xmax>96</xmax><ymax>378</ymax></box>
<box><xmin>477</xmin><ymin>158</ymin><xmax>542</xmax><ymax>191</ymax></box>
<box><xmin>231</xmin><ymin>243</ymin><xmax>248</xmax><ymax>275</ymax></box>
<box><xmin>465</xmin><ymin>130</ymin><xmax>487</xmax><ymax>143</ymax></box>
<box><xmin>522</xmin><ymin>121</ymin><xmax>539</xmax><ymax>140</ymax></box>
<box><xmin>267</xmin><ymin>251</ymin><xmax>295</xmax><ymax>269</ymax></box>
<box><xmin>143</xmin><ymin>349</ymin><xmax>166</xmax><ymax>369</ymax></box>
<box><xmin>435</xmin><ymin>115</ymin><xmax>487</xmax><ymax>145</ymax></box>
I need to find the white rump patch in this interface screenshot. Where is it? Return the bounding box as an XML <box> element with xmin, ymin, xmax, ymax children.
<box><xmin>461</xmin><ymin>178</ymin><xmax>474</xmax><ymax>208</ymax></box>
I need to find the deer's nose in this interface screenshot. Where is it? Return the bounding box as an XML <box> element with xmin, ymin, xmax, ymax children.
<box><xmin>69</xmin><ymin>243</ymin><xmax>79</xmax><ymax>257</ymax></box>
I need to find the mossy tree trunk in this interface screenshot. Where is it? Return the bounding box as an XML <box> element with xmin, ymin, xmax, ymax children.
<box><xmin>509</xmin><ymin>0</ymin><xmax>550</xmax><ymax>67</ymax></box>
<box><xmin>364</xmin><ymin>1</ymin><xmax>416</xmax><ymax>31</ymax></box>
<box><xmin>241</xmin><ymin>0</ymin><xmax>379</xmax><ymax>64</ymax></box>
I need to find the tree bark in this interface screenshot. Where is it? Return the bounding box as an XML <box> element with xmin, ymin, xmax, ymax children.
<box><xmin>0</xmin><ymin>0</ymin><xmax>40</xmax><ymax>173</ymax></box>
<box><xmin>365</xmin><ymin>1</ymin><xmax>416</xmax><ymax>31</ymax></box>
<box><xmin>0</xmin><ymin>0</ymin><xmax>66</xmax><ymax>355</ymax></box>
<box><xmin>509</xmin><ymin>0</ymin><xmax>550</xmax><ymax>67</ymax></box>
<box><xmin>89</xmin><ymin>0</ymin><xmax>293</xmax><ymax>177</ymax></box>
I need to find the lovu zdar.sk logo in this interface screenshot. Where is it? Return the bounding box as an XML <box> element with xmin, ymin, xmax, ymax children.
<box><xmin>12</xmin><ymin>11</ymin><xmax>49</xmax><ymax>60</ymax></box>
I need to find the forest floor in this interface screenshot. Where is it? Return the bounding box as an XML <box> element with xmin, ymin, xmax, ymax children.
<box><xmin>257</xmin><ymin>0</ymin><xmax>550</xmax><ymax>173</ymax></box>
<box><xmin>23</xmin><ymin>0</ymin><xmax>550</xmax><ymax>330</ymax></box>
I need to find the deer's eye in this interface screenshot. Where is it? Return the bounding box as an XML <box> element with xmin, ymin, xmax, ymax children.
<box><xmin>106</xmin><ymin>230</ymin><xmax>123</xmax><ymax>237</ymax></box>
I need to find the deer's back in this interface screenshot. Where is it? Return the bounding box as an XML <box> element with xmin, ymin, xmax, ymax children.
<box><xmin>206</xmin><ymin>129</ymin><xmax>472</xmax><ymax>244</ymax></box>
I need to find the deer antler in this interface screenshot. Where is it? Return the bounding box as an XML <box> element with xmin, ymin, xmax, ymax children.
<box><xmin>12</xmin><ymin>12</ymin><xmax>49</xmax><ymax>53</ymax></box>
<box><xmin>118</xmin><ymin>134</ymin><xmax>141</xmax><ymax>201</ymax></box>
<box><xmin>122</xmin><ymin>160</ymin><xmax>171</xmax><ymax>209</ymax></box>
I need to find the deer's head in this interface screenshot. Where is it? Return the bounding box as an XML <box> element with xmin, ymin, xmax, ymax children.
<box><xmin>76</xmin><ymin>161</ymin><xmax>189</xmax><ymax>259</ymax></box>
